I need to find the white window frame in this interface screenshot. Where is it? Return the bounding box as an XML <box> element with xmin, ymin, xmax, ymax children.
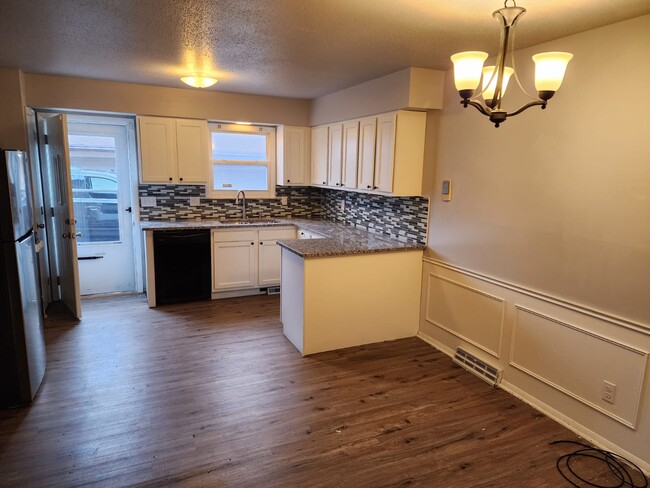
<box><xmin>207</xmin><ymin>123</ymin><xmax>276</xmax><ymax>199</ymax></box>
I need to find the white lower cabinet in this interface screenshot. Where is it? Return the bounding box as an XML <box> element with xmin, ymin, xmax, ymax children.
<box><xmin>212</xmin><ymin>230</ymin><xmax>258</xmax><ymax>291</ymax></box>
<box><xmin>212</xmin><ymin>227</ymin><xmax>296</xmax><ymax>292</ymax></box>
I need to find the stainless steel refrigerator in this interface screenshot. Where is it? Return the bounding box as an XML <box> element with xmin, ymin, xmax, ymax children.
<box><xmin>0</xmin><ymin>149</ymin><xmax>46</xmax><ymax>407</ymax></box>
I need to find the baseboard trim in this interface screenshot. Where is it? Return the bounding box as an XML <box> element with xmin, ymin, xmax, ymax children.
<box><xmin>422</xmin><ymin>257</ymin><xmax>649</xmax><ymax>336</ymax></box>
<box><xmin>416</xmin><ymin>330</ymin><xmax>650</xmax><ymax>476</ymax></box>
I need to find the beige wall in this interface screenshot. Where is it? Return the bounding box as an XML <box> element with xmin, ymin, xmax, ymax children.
<box><xmin>428</xmin><ymin>15</ymin><xmax>650</xmax><ymax>325</ymax></box>
<box><xmin>310</xmin><ymin>67</ymin><xmax>444</xmax><ymax>126</ymax></box>
<box><xmin>422</xmin><ymin>14</ymin><xmax>650</xmax><ymax>471</ymax></box>
<box><xmin>23</xmin><ymin>74</ymin><xmax>312</xmax><ymax>126</ymax></box>
<box><xmin>0</xmin><ymin>68</ymin><xmax>28</xmax><ymax>150</ymax></box>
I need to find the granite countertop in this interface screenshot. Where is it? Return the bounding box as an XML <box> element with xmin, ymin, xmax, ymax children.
<box><xmin>140</xmin><ymin>219</ymin><xmax>424</xmax><ymax>258</ymax></box>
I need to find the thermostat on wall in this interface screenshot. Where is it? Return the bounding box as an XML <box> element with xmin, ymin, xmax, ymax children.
<box><xmin>442</xmin><ymin>179</ymin><xmax>452</xmax><ymax>202</ymax></box>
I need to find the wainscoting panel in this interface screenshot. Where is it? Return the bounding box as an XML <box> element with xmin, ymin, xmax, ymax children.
<box><xmin>510</xmin><ymin>306</ymin><xmax>647</xmax><ymax>429</ymax></box>
<box><xmin>424</xmin><ymin>273</ymin><xmax>505</xmax><ymax>359</ymax></box>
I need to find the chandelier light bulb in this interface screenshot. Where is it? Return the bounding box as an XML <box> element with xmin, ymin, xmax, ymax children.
<box><xmin>532</xmin><ymin>52</ymin><xmax>574</xmax><ymax>93</ymax></box>
<box><xmin>450</xmin><ymin>51</ymin><xmax>488</xmax><ymax>97</ymax></box>
<box><xmin>481</xmin><ymin>66</ymin><xmax>514</xmax><ymax>105</ymax></box>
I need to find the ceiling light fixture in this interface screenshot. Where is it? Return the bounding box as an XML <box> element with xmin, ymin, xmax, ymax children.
<box><xmin>180</xmin><ymin>75</ymin><xmax>218</xmax><ymax>88</ymax></box>
<box><xmin>450</xmin><ymin>1</ymin><xmax>573</xmax><ymax>127</ymax></box>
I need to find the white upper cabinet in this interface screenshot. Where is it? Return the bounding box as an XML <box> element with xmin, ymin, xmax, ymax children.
<box><xmin>341</xmin><ymin>120</ymin><xmax>359</xmax><ymax>190</ymax></box>
<box><xmin>374</xmin><ymin>112</ymin><xmax>397</xmax><ymax>193</ymax></box>
<box><xmin>327</xmin><ymin>123</ymin><xmax>343</xmax><ymax>188</ymax></box>
<box><xmin>357</xmin><ymin>116</ymin><xmax>377</xmax><ymax>191</ymax></box>
<box><xmin>175</xmin><ymin>119</ymin><xmax>209</xmax><ymax>183</ymax></box>
<box><xmin>277</xmin><ymin>126</ymin><xmax>311</xmax><ymax>186</ymax></box>
<box><xmin>138</xmin><ymin>117</ymin><xmax>176</xmax><ymax>183</ymax></box>
<box><xmin>311</xmin><ymin>125</ymin><xmax>329</xmax><ymax>186</ymax></box>
<box><xmin>138</xmin><ymin>116</ymin><xmax>209</xmax><ymax>184</ymax></box>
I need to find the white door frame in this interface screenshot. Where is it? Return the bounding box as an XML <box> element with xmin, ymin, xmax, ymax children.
<box><xmin>35</xmin><ymin>110</ymin><xmax>144</xmax><ymax>295</ymax></box>
<box><xmin>66</xmin><ymin>114</ymin><xmax>144</xmax><ymax>294</ymax></box>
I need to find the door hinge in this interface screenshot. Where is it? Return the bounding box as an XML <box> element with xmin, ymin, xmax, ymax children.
<box><xmin>56</xmin><ymin>276</ymin><xmax>61</xmax><ymax>285</ymax></box>
<box><xmin>50</xmin><ymin>207</ymin><xmax>55</xmax><ymax>217</ymax></box>
<box><xmin>43</xmin><ymin>134</ymin><xmax>49</xmax><ymax>145</ymax></box>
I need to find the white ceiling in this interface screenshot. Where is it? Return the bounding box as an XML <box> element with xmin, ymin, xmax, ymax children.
<box><xmin>1</xmin><ymin>0</ymin><xmax>648</xmax><ymax>99</ymax></box>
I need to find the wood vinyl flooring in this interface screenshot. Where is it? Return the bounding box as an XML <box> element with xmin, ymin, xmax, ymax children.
<box><xmin>0</xmin><ymin>294</ymin><xmax>628</xmax><ymax>487</ymax></box>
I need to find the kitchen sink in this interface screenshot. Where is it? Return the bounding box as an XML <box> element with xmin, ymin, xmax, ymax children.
<box><xmin>221</xmin><ymin>218</ymin><xmax>281</xmax><ymax>225</ymax></box>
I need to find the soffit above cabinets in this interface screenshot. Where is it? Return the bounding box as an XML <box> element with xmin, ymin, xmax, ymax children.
<box><xmin>0</xmin><ymin>0</ymin><xmax>648</xmax><ymax>99</ymax></box>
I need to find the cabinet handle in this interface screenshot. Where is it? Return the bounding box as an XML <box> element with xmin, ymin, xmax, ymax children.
<box><xmin>180</xmin><ymin>177</ymin><xmax>183</xmax><ymax>182</ymax></box>
<box><xmin>168</xmin><ymin>177</ymin><xmax>173</xmax><ymax>181</ymax></box>
<box><xmin>251</xmin><ymin>242</ymin><xmax>254</xmax><ymax>245</ymax></box>
<box><xmin>340</xmin><ymin>183</ymin><xmax>344</xmax><ymax>187</ymax></box>
<box><xmin>260</xmin><ymin>241</ymin><xmax>264</xmax><ymax>245</ymax></box>
<box><xmin>373</xmin><ymin>186</ymin><xmax>378</xmax><ymax>190</ymax></box>
<box><xmin>322</xmin><ymin>181</ymin><xmax>326</xmax><ymax>185</ymax></box>
<box><xmin>287</xmin><ymin>179</ymin><xmax>291</xmax><ymax>183</ymax></box>
<box><xmin>367</xmin><ymin>185</ymin><xmax>371</xmax><ymax>189</ymax></box>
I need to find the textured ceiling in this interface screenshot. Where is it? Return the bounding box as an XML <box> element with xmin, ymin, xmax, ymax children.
<box><xmin>0</xmin><ymin>0</ymin><xmax>648</xmax><ymax>99</ymax></box>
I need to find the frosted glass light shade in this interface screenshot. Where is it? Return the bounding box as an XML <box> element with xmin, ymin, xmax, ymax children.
<box><xmin>532</xmin><ymin>52</ymin><xmax>573</xmax><ymax>92</ymax></box>
<box><xmin>481</xmin><ymin>66</ymin><xmax>514</xmax><ymax>102</ymax></box>
<box><xmin>181</xmin><ymin>75</ymin><xmax>218</xmax><ymax>88</ymax></box>
<box><xmin>450</xmin><ymin>51</ymin><xmax>488</xmax><ymax>92</ymax></box>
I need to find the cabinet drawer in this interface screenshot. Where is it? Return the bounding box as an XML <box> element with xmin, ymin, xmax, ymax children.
<box><xmin>259</xmin><ymin>228</ymin><xmax>296</xmax><ymax>241</ymax></box>
<box><xmin>212</xmin><ymin>230</ymin><xmax>258</xmax><ymax>243</ymax></box>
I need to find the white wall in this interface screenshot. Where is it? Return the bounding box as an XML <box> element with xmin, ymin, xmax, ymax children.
<box><xmin>421</xmin><ymin>15</ymin><xmax>650</xmax><ymax>471</ymax></box>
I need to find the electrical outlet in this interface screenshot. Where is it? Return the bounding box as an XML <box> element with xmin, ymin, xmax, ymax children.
<box><xmin>140</xmin><ymin>196</ymin><xmax>156</xmax><ymax>207</ymax></box>
<box><xmin>602</xmin><ymin>381</ymin><xmax>616</xmax><ymax>404</ymax></box>
<box><xmin>339</xmin><ymin>200</ymin><xmax>345</xmax><ymax>212</ymax></box>
<box><xmin>189</xmin><ymin>197</ymin><xmax>200</xmax><ymax>206</ymax></box>
<box><xmin>281</xmin><ymin>196</ymin><xmax>288</xmax><ymax>206</ymax></box>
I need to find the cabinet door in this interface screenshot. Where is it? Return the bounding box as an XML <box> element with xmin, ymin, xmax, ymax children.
<box><xmin>327</xmin><ymin>123</ymin><xmax>343</xmax><ymax>187</ymax></box>
<box><xmin>374</xmin><ymin>112</ymin><xmax>397</xmax><ymax>193</ymax></box>
<box><xmin>357</xmin><ymin>116</ymin><xmax>377</xmax><ymax>191</ymax></box>
<box><xmin>279</xmin><ymin>126</ymin><xmax>311</xmax><ymax>185</ymax></box>
<box><xmin>341</xmin><ymin>120</ymin><xmax>359</xmax><ymax>189</ymax></box>
<box><xmin>311</xmin><ymin>125</ymin><xmax>329</xmax><ymax>186</ymax></box>
<box><xmin>213</xmin><ymin>241</ymin><xmax>257</xmax><ymax>291</ymax></box>
<box><xmin>138</xmin><ymin>116</ymin><xmax>177</xmax><ymax>183</ymax></box>
<box><xmin>176</xmin><ymin>119</ymin><xmax>208</xmax><ymax>184</ymax></box>
<box><xmin>258</xmin><ymin>239</ymin><xmax>281</xmax><ymax>286</ymax></box>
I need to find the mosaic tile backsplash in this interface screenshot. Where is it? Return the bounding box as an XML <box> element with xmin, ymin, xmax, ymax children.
<box><xmin>139</xmin><ymin>185</ymin><xmax>429</xmax><ymax>245</ymax></box>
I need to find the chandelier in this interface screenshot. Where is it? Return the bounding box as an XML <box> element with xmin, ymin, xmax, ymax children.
<box><xmin>450</xmin><ymin>1</ymin><xmax>573</xmax><ymax>127</ymax></box>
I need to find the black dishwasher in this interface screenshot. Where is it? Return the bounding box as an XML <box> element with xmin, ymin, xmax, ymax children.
<box><xmin>153</xmin><ymin>229</ymin><xmax>211</xmax><ymax>304</ymax></box>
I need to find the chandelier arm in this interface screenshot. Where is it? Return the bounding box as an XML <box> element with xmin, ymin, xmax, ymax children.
<box><xmin>461</xmin><ymin>99</ymin><xmax>493</xmax><ymax>117</ymax></box>
<box><xmin>508</xmin><ymin>23</ymin><xmax>540</xmax><ymax>101</ymax></box>
<box><xmin>506</xmin><ymin>100</ymin><xmax>546</xmax><ymax>118</ymax></box>
<box><xmin>492</xmin><ymin>19</ymin><xmax>510</xmax><ymax>109</ymax></box>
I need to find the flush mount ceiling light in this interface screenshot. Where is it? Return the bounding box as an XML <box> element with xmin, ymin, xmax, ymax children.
<box><xmin>450</xmin><ymin>1</ymin><xmax>573</xmax><ymax>127</ymax></box>
<box><xmin>180</xmin><ymin>75</ymin><xmax>218</xmax><ymax>88</ymax></box>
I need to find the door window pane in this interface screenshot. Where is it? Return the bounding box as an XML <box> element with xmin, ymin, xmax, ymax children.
<box><xmin>68</xmin><ymin>134</ymin><xmax>121</xmax><ymax>243</ymax></box>
<box><xmin>211</xmin><ymin>133</ymin><xmax>267</xmax><ymax>161</ymax></box>
<box><xmin>213</xmin><ymin>164</ymin><xmax>268</xmax><ymax>191</ymax></box>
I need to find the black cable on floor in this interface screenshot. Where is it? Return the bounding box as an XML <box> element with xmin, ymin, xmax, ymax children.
<box><xmin>550</xmin><ymin>440</ymin><xmax>648</xmax><ymax>488</ymax></box>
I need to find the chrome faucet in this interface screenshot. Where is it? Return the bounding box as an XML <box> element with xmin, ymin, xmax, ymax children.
<box><xmin>235</xmin><ymin>190</ymin><xmax>247</xmax><ymax>220</ymax></box>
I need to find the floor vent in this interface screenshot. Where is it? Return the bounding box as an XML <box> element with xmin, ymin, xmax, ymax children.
<box><xmin>266</xmin><ymin>286</ymin><xmax>281</xmax><ymax>295</ymax></box>
<box><xmin>453</xmin><ymin>347</ymin><xmax>501</xmax><ymax>387</ymax></box>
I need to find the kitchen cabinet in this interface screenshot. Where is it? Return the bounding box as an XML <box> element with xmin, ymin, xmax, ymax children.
<box><xmin>138</xmin><ymin>116</ymin><xmax>208</xmax><ymax>184</ymax></box>
<box><xmin>212</xmin><ymin>227</ymin><xmax>296</xmax><ymax>292</ymax></box>
<box><xmin>258</xmin><ymin>228</ymin><xmax>296</xmax><ymax>286</ymax></box>
<box><xmin>277</xmin><ymin>126</ymin><xmax>311</xmax><ymax>186</ymax></box>
<box><xmin>341</xmin><ymin>120</ymin><xmax>359</xmax><ymax>189</ymax></box>
<box><xmin>357</xmin><ymin>116</ymin><xmax>377</xmax><ymax>191</ymax></box>
<box><xmin>309</xmin><ymin>110</ymin><xmax>426</xmax><ymax>196</ymax></box>
<box><xmin>212</xmin><ymin>230</ymin><xmax>258</xmax><ymax>291</ymax></box>
<box><xmin>310</xmin><ymin>125</ymin><xmax>329</xmax><ymax>186</ymax></box>
<box><xmin>327</xmin><ymin>123</ymin><xmax>343</xmax><ymax>187</ymax></box>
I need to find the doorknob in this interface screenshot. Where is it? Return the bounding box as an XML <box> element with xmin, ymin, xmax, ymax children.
<box><xmin>125</xmin><ymin>207</ymin><xmax>132</xmax><ymax>213</ymax></box>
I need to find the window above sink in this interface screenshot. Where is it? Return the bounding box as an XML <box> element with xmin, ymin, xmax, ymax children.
<box><xmin>207</xmin><ymin>123</ymin><xmax>276</xmax><ymax>199</ymax></box>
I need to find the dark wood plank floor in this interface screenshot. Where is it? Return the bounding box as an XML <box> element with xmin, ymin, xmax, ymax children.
<box><xmin>0</xmin><ymin>294</ymin><xmax>624</xmax><ymax>487</ymax></box>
